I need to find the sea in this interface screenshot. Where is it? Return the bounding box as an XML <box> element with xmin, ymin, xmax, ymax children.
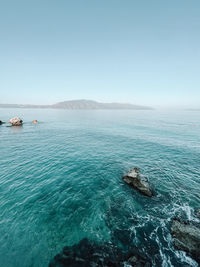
<box><xmin>0</xmin><ymin>108</ymin><xmax>199</xmax><ymax>267</ymax></box>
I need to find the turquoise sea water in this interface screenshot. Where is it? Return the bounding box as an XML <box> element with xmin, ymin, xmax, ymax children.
<box><xmin>0</xmin><ymin>109</ymin><xmax>200</xmax><ymax>267</ymax></box>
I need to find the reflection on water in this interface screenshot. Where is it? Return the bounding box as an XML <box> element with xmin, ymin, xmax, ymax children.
<box><xmin>10</xmin><ymin>125</ymin><xmax>23</xmax><ymax>132</ymax></box>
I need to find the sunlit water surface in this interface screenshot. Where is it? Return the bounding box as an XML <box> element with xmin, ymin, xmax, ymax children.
<box><xmin>0</xmin><ymin>109</ymin><xmax>200</xmax><ymax>267</ymax></box>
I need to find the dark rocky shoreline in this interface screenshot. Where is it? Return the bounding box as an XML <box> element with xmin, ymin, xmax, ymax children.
<box><xmin>49</xmin><ymin>238</ymin><xmax>151</xmax><ymax>267</ymax></box>
<box><xmin>171</xmin><ymin>218</ymin><xmax>200</xmax><ymax>264</ymax></box>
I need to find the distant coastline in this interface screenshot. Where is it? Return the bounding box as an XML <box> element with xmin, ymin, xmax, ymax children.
<box><xmin>0</xmin><ymin>99</ymin><xmax>153</xmax><ymax>110</ymax></box>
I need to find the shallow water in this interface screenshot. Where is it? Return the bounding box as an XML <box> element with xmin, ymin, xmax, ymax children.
<box><xmin>0</xmin><ymin>109</ymin><xmax>200</xmax><ymax>267</ymax></box>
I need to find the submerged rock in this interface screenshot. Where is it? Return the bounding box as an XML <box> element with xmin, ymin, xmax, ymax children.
<box><xmin>123</xmin><ymin>168</ymin><xmax>153</xmax><ymax>197</ymax></box>
<box><xmin>49</xmin><ymin>238</ymin><xmax>151</xmax><ymax>267</ymax></box>
<box><xmin>196</xmin><ymin>209</ymin><xmax>200</xmax><ymax>219</ymax></box>
<box><xmin>171</xmin><ymin>219</ymin><xmax>200</xmax><ymax>263</ymax></box>
<box><xmin>9</xmin><ymin>117</ymin><xmax>23</xmax><ymax>126</ymax></box>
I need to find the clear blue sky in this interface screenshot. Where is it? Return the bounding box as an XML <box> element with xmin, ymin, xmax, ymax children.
<box><xmin>0</xmin><ymin>0</ymin><xmax>199</xmax><ymax>108</ymax></box>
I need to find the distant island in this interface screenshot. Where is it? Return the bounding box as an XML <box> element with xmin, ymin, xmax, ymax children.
<box><xmin>0</xmin><ymin>100</ymin><xmax>153</xmax><ymax>110</ymax></box>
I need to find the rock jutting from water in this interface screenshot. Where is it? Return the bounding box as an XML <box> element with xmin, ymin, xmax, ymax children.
<box><xmin>122</xmin><ymin>168</ymin><xmax>154</xmax><ymax>197</ymax></box>
<box><xmin>9</xmin><ymin>117</ymin><xmax>23</xmax><ymax>126</ymax></box>
<box><xmin>0</xmin><ymin>120</ymin><xmax>3</xmax><ymax>125</ymax></box>
<box><xmin>49</xmin><ymin>238</ymin><xmax>151</xmax><ymax>267</ymax></box>
<box><xmin>171</xmin><ymin>218</ymin><xmax>200</xmax><ymax>263</ymax></box>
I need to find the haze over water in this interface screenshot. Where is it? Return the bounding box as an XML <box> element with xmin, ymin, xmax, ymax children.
<box><xmin>0</xmin><ymin>108</ymin><xmax>199</xmax><ymax>266</ymax></box>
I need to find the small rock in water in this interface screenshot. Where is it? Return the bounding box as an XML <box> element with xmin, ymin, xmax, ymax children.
<box><xmin>9</xmin><ymin>117</ymin><xmax>23</xmax><ymax>126</ymax></box>
<box><xmin>123</xmin><ymin>167</ymin><xmax>154</xmax><ymax>197</ymax></box>
<box><xmin>171</xmin><ymin>218</ymin><xmax>200</xmax><ymax>263</ymax></box>
<box><xmin>32</xmin><ymin>120</ymin><xmax>38</xmax><ymax>124</ymax></box>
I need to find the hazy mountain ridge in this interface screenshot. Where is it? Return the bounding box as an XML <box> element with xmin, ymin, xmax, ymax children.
<box><xmin>0</xmin><ymin>100</ymin><xmax>153</xmax><ymax>110</ymax></box>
